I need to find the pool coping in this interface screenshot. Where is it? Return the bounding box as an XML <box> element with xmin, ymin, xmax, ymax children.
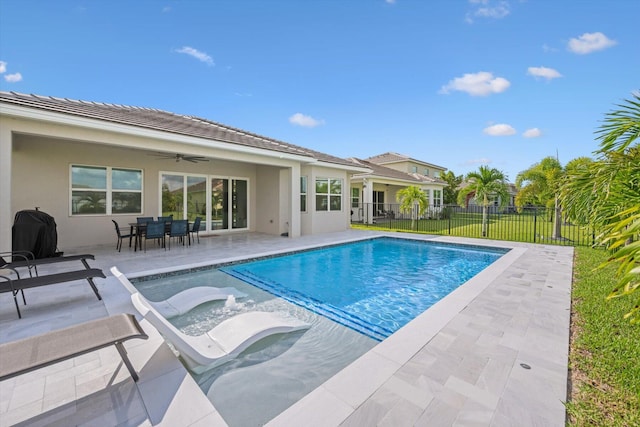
<box><xmin>0</xmin><ymin>231</ymin><xmax>572</xmax><ymax>426</ymax></box>
<box><xmin>266</xmin><ymin>235</ymin><xmax>531</xmax><ymax>425</ymax></box>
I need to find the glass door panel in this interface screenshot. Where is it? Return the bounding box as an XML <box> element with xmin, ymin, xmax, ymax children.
<box><xmin>161</xmin><ymin>174</ymin><xmax>184</xmax><ymax>219</ymax></box>
<box><xmin>186</xmin><ymin>176</ymin><xmax>206</xmax><ymax>222</ymax></box>
<box><xmin>211</xmin><ymin>178</ymin><xmax>228</xmax><ymax>230</ymax></box>
<box><xmin>232</xmin><ymin>179</ymin><xmax>248</xmax><ymax>229</ymax></box>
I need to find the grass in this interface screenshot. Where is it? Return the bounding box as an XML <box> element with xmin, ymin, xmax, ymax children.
<box><xmin>352</xmin><ymin>211</ymin><xmax>594</xmax><ymax>246</ymax></box>
<box><xmin>567</xmin><ymin>246</ymin><xmax>640</xmax><ymax>426</ymax></box>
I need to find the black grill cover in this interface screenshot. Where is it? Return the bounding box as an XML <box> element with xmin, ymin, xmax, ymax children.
<box><xmin>12</xmin><ymin>210</ymin><xmax>59</xmax><ymax>259</ymax></box>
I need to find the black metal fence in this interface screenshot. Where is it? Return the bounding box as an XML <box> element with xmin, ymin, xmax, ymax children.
<box><xmin>351</xmin><ymin>203</ymin><xmax>595</xmax><ymax>247</ymax></box>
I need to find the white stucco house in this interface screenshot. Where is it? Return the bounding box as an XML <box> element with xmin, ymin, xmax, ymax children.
<box><xmin>348</xmin><ymin>153</ymin><xmax>447</xmax><ymax>223</ymax></box>
<box><xmin>0</xmin><ymin>92</ymin><xmax>370</xmax><ymax>252</ymax></box>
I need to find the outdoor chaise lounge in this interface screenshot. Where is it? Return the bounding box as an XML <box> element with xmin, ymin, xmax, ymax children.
<box><xmin>111</xmin><ymin>267</ymin><xmax>310</xmax><ymax>373</ymax></box>
<box><xmin>0</xmin><ymin>267</ymin><xmax>106</xmax><ymax>318</ymax></box>
<box><xmin>111</xmin><ymin>266</ymin><xmax>248</xmax><ymax>318</ymax></box>
<box><xmin>0</xmin><ymin>251</ymin><xmax>96</xmax><ymax>277</ymax></box>
<box><xmin>0</xmin><ymin>313</ymin><xmax>148</xmax><ymax>382</ymax></box>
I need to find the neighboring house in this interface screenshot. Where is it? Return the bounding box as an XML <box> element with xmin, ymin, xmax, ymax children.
<box><xmin>349</xmin><ymin>153</ymin><xmax>447</xmax><ymax>223</ymax></box>
<box><xmin>0</xmin><ymin>92</ymin><xmax>370</xmax><ymax>251</ymax></box>
<box><xmin>460</xmin><ymin>182</ymin><xmax>518</xmax><ymax>211</ymax></box>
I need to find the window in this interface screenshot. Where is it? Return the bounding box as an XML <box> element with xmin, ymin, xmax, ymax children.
<box><xmin>300</xmin><ymin>176</ymin><xmax>307</xmax><ymax>212</ymax></box>
<box><xmin>351</xmin><ymin>187</ymin><xmax>360</xmax><ymax>208</ymax></box>
<box><xmin>424</xmin><ymin>168</ymin><xmax>429</xmax><ymax>176</ymax></box>
<box><xmin>433</xmin><ymin>189</ymin><xmax>442</xmax><ymax>207</ymax></box>
<box><xmin>433</xmin><ymin>171</ymin><xmax>439</xmax><ymax>178</ymax></box>
<box><xmin>315</xmin><ymin>178</ymin><xmax>342</xmax><ymax>211</ymax></box>
<box><xmin>71</xmin><ymin>165</ymin><xmax>142</xmax><ymax>215</ymax></box>
<box><xmin>410</xmin><ymin>166</ymin><xmax>418</xmax><ymax>173</ymax></box>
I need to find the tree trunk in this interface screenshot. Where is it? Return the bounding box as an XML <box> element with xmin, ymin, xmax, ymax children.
<box><xmin>482</xmin><ymin>205</ymin><xmax>488</xmax><ymax>237</ymax></box>
<box><xmin>552</xmin><ymin>195</ymin><xmax>562</xmax><ymax>239</ymax></box>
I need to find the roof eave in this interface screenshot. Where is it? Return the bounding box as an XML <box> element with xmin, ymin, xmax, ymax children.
<box><xmin>1</xmin><ymin>102</ymin><xmax>320</xmax><ymax>164</ymax></box>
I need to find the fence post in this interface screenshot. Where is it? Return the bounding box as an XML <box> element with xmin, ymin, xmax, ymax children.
<box><xmin>533</xmin><ymin>207</ymin><xmax>537</xmax><ymax>243</ymax></box>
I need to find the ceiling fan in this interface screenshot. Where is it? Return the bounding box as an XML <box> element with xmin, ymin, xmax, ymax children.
<box><xmin>150</xmin><ymin>153</ymin><xmax>209</xmax><ymax>163</ymax></box>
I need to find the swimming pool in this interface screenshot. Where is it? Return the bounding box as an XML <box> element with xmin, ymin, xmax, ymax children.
<box><xmin>221</xmin><ymin>237</ymin><xmax>507</xmax><ymax>341</ymax></box>
<box><xmin>132</xmin><ymin>236</ymin><xmax>508</xmax><ymax>426</ymax></box>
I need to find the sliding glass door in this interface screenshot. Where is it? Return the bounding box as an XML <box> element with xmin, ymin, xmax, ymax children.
<box><xmin>161</xmin><ymin>173</ymin><xmax>248</xmax><ymax>233</ymax></box>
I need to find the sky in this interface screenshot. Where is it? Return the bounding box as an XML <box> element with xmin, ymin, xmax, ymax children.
<box><xmin>1</xmin><ymin>0</ymin><xmax>638</xmax><ymax>182</ymax></box>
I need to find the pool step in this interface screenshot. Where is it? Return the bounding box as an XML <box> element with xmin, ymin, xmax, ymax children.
<box><xmin>221</xmin><ymin>268</ymin><xmax>392</xmax><ymax>341</ymax></box>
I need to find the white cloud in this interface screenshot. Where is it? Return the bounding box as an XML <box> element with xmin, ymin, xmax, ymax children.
<box><xmin>162</xmin><ymin>6</ymin><xmax>171</xmax><ymax>13</ymax></box>
<box><xmin>385</xmin><ymin>0</ymin><xmax>396</xmax><ymax>4</ymax></box>
<box><xmin>176</xmin><ymin>46</ymin><xmax>214</xmax><ymax>65</ymax></box>
<box><xmin>464</xmin><ymin>158</ymin><xmax>492</xmax><ymax>166</ymax></box>
<box><xmin>466</xmin><ymin>0</ymin><xmax>510</xmax><ymax>23</ymax></box>
<box><xmin>4</xmin><ymin>72</ymin><xmax>22</xmax><ymax>83</ymax></box>
<box><xmin>0</xmin><ymin>61</ymin><xmax>6</xmax><ymax>73</ymax></box>
<box><xmin>484</xmin><ymin>123</ymin><xmax>516</xmax><ymax>136</ymax></box>
<box><xmin>527</xmin><ymin>66</ymin><xmax>562</xmax><ymax>80</ymax></box>
<box><xmin>523</xmin><ymin>128</ymin><xmax>542</xmax><ymax>138</ymax></box>
<box><xmin>568</xmin><ymin>32</ymin><xmax>616</xmax><ymax>55</ymax></box>
<box><xmin>439</xmin><ymin>71</ymin><xmax>510</xmax><ymax>96</ymax></box>
<box><xmin>289</xmin><ymin>113</ymin><xmax>324</xmax><ymax>128</ymax></box>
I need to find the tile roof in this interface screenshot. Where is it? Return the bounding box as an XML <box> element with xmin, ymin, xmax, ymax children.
<box><xmin>0</xmin><ymin>91</ymin><xmax>356</xmax><ymax>167</ymax></box>
<box><xmin>366</xmin><ymin>152</ymin><xmax>446</xmax><ymax>170</ymax></box>
<box><xmin>349</xmin><ymin>158</ymin><xmax>446</xmax><ymax>185</ymax></box>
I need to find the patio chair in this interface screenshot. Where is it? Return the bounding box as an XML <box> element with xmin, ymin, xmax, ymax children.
<box><xmin>0</xmin><ymin>251</ymin><xmax>96</xmax><ymax>277</ymax></box>
<box><xmin>111</xmin><ymin>266</ymin><xmax>247</xmax><ymax>318</ymax></box>
<box><xmin>136</xmin><ymin>217</ymin><xmax>153</xmax><ymax>224</ymax></box>
<box><xmin>157</xmin><ymin>215</ymin><xmax>173</xmax><ymax>223</ymax></box>
<box><xmin>111</xmin><ymin>267</ymin><xmax>310</xmax><ymax>373</ymax></box>
<box><xmin>111</xmin><ymin>220</ymin><xmax>134</xmax><ymax>252</ymax></box>
<box><xmin>143</xmin><ymin>221</ymin><xmax>166</xmax><ymax>252</ymax></box>
<box><xmin>190</xmin><ymin>217</ymin><xmax>202</xmax><ymax>244</ymax></box>
<box><xmin>167</xmin><ymin>219</ymin><xmax>189</xmax><ymax>249</ymax></box>
<box><xmin>0</xmin><ymin>313</ymin><xmax>148</xmax><ymax>382</ymax></box>
<box><xmin>0</xmin><ymin>267</ymin><xmax>106</xmax><ymax>318</ymax></box>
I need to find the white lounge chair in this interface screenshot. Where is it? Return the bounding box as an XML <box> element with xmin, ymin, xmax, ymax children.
<box><xmin>111</xmin><ymin>266</ymin><xmax>247</xmax><ymax>318</ymax></box>
<box><xmin>111</xmin><ymin>267</ymin><xmax>310</xmax><ymax>373</ymax></box>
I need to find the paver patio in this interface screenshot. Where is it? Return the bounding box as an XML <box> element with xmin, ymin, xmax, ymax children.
<box><xmin>0</xmin><ymin>230</ymin><xmax>572</xmax><ymax>426</ymax></box>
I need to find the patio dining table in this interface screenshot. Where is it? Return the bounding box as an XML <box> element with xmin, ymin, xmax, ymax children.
<box><xmin>129</xmin><ymin>221</ymin><xmax>192</xmax><ymax>252</ymax></box>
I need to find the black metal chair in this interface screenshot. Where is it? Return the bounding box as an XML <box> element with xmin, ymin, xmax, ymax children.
<box><xmin>143</xmin><ymin>221</ymin><xmax>166</xmax><ymax>252</ymax></box>
<box><xmin>111</xmin><ymin>220</ymin><xmax>133</xmax><ymax>252</ymax></box>
<box><xmin>189</xmin><ymin>217</ymin><xmax>202</xmax><ymax>244</ymax></box>
<box><xmin>168</xmin><ymin>220</ymin><xmax>189</xmax><ymax>249</ymax></box>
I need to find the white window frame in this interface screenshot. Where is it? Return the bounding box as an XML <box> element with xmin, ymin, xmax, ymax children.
<box><xmin>70</xmin><ymin>164</ymin><xmax>143</xmax><ymax>216</ymax></box>
<box><xmin>315</xmin><ymin>177</ymin><xmax>343</xmax><ymax>212</ymax></box>
<box><xmin>300</xmin><ymin>176</ymin><xmax>308</xmax><ymax>212</ymax></box>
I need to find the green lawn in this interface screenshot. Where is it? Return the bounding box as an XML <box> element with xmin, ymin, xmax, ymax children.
<box><xmin>353</xmin><ymin>211</ymin><xmax>594</xmax><ymax>246</ymax></box>
<box><xmin>567</xmin><ymin>247</ymin><xmax>640</xmax><ymax>426</ymax></box>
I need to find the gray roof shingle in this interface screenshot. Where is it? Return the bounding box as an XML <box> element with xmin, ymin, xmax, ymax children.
<box><xmin>0</xmin><ymin>91</ymin><xmax>356</xmax><ymax>168</ymax></box>
<box><xmin>366</xmin><ymin>152</ymin><xmax>446</xmax><ymax>170</ymax></box>
<box><xmin>349</xmin><ymin>158</ymin><xmax>445</xmax><ymax>185</ymax></box>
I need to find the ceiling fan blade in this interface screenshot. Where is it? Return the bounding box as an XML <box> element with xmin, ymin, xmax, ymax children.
<box><xmin>149</xmin><ymin>153</ymin><xmax>209</xmax><ymax>162</ymax></box>
<box><xmin>183</xmin><ymin>156</ymin><xmax>209</xmax><ymax>163</ymax></box>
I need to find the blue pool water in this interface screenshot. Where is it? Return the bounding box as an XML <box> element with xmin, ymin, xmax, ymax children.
<box><xmin>133</xmin><ymin>237</ymin><xmax>508</xmax><ymax>426</ymax></box>
<box><xmin>222</xmin><ymin>237</ymin><xmax>507</xmax><ymax>341</ymax></box>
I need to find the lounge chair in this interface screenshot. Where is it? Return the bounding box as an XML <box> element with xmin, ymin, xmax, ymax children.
<box><xmin>0</xmin><ymin>251</ymin><xmax>96</xmax><ymax>277</ymax></box>
<box><xmin>112</xmin><ymin>267</ymin><xmax>247</xmax><ymax>318</ymax></box>
<box><xmin>0</xmin><ymin>267</ymin><xmax>106</xmax><ymax>318</ymax></box>
<box><xmin>0</xmin><ymin>313</ymin><xmax>148</xmax><ymax>382</ymax></box>
<box><xmin>111</xmin><ymin>267</ymin><xmax>310</xmax><ymax>373</ymax></box>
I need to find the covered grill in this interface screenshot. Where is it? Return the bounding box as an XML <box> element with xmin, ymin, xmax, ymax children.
<box><xmin>12</xmin><ymin>209</ymin><xmax>59</xmax><ymax>259</ymax></box>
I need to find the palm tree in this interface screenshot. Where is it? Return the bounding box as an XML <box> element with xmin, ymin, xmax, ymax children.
<box><xmin>515</xmin><ymin>156</ymin><xmax>564</xmax><ymax>239</ymax></box>
<box><xmin>441</xmin><ymin>170</ymin><xmax>463</xmax><ymax>204</ymax></box>
<box><xmin>457</xmin><ymin>166</ymin><xmax>509</xmax><ymax>237</ymax></box>
<box><xmin>561</xmin><ymin>92</ymin><xmax>640</xmax><ymax>323</ymax></box>
<box><xmin>396</xmin><ymin>185</ymin><xmax>428</xmax><ymax>231</ymax></box>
